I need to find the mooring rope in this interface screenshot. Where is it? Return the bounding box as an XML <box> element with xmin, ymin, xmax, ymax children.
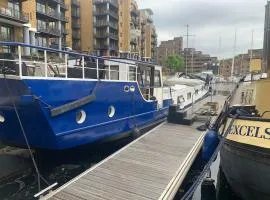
<box><xmin>3</xmin><ymin>73</ymin><xmax>50</xmax><ymax>193</ymax></box>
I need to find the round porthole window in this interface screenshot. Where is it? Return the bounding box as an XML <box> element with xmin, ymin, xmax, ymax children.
<box><xmin>108</xmin><ymin>106</ymin><xmax>115</xmax><ymax>118</ymax></box>
<box><xmin>130</xmin><ymin>85</ymin><xmax>135</xmax><ymax>92</ymax></box>
<box><xmin>124</xmin><ymin>85</ymin><xmax>130</xmax><ymax>92</ymax></box>
<box><xmin>76</xmin><ymin>110</ymin><xmax>86</xmax><ymax>124</ymax></box>
<box><xmin>0</xmin><ymin>114</ymin><xmax>5</xmax><ymax>123</ymax></box>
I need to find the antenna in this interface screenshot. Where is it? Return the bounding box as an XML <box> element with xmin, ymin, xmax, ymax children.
<box><xmin>183</xmin><ymin>25</ymin><xmax>195</xmax><ymax>75</ymax></box>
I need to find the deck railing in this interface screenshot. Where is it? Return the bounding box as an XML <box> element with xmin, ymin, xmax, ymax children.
<box><xmin>0</xmin><ymin>42</ymin><xmax>143</xmax><ymax>82</ymax></box>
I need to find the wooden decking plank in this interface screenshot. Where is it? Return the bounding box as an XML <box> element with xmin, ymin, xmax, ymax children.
<box><xmin>93</xmin><ymin>167</ymin><xmax>166</xmax><ymax>190</ymax></box>
<box><xmin>86</xmin><ymin>169</ymin><xmax>165</xmax><ymax>193</ymax></box>
<box><xmin>73</xmin><ymin>179</ymin><xmax>153</xmax><ymax>200</ymax></box>
<box><xmin>83</xmin><ymin>174</ymin><xmax>161</xmax><ymax>199</ymax></box>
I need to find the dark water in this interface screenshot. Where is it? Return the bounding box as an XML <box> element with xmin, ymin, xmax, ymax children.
<box><xmin>174</xmin><ymin>153</ymin><xmax>243</xmax><ymax>200</ymax></box>
<box><xmin>0</xmin><ymin>136</ymin><xmax>133</xmax><ymax>200</ymax></box>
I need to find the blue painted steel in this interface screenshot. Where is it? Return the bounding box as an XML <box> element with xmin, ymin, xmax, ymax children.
<box><xmin>201</xmin><ymin>129</ymin><xmax>220</xmax><ymax>161</ymax></box>
<box><xmin>0</xmin><ymin>78</ymin><xmax>172</xmax><ymax>150</ymax></box>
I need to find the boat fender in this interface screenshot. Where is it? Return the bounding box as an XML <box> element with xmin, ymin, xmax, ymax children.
<box><xmin>201</xmin><ymin>129</ymin><xmax>220</xmax><ymax>161</ymax></box>
<box><xmin>50</xmin><ymin>94</ymin><xmax>96</xmax><ymax>117</ymax></box>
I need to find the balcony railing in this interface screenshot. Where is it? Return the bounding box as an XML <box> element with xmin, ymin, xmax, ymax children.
<box><xmin>72</xmin><ymin>33</ymin><xmax>81</xmax><ymax>39</ymax></box>
<box><xmin>0</xmin><ymin>6</ymin><xmax>29</xmax><ymax>23</ymax></box>
<box><xmin>93</xmin><ymin>9</ymin><xmax>118</xmax><ymax>19</ymax></box>
<box><xmin>37</xmin><ymin>26</ymin><xmax>61</xmax><ymax>37</ymax></box>
<box><xmin>72</xmin><ymin>23</ymin><xmax>81</xmax><ymax>28</ymax></box>
<box><xmin>94</xmin><ymin>44</ymin><xmax>109</xmax><ymax>49</ymax></box>
<box><xmin>93</xmin><ymin>0</ymin><xmax>118</xmax><ymax>8</ymax></box>
<box><xmin>0</xmin><ymin>34</ymin><xmax>12</xmax><ymax>41</ymax></box>
<box><xmin>36</xmin><ymin>7</ymin><xmax>68</xmax><ymax>22</ymax></box>
<box><xmin>109</xmin><ymin>45</ymin><xmax>118</xmax><ymax>51</ymax></box>
<box><xmin>71</xmin><ymin>0</ymin><xmax>80</xmax><ymax>7</ymax></box>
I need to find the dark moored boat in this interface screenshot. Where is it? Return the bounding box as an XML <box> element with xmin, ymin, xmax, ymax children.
<box><xmin>220</xmin><ymin>77</ymin><xmax>270</xmax><ymax>200</ymax></box>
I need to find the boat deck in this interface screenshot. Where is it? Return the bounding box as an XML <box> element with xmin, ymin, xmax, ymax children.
<box><xmin>42</xmin><ymin>95</ymin><xmax>227</xmax><ymax>200</ymax></box>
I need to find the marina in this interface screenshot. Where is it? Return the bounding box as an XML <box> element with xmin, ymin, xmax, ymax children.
<box><xmin>1</xmin><ymin>0</ymin><xmax>270</xmax><ymax>199</ymax></box>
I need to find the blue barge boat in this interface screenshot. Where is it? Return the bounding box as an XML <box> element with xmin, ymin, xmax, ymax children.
<box><xmin>0</xmin><ymin>42</ymin><xmax>172</xmax><ymax>150</ymax></box>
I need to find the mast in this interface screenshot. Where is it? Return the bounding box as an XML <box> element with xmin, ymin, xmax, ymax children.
<box><xmin>231</xmin><ymin>29</ymin><xmax>237</xmax><ymax>77</ymax></box>
<box><xmin>185</xmin><ymin>24</ymin><xmax>189</xmax><ymax>76</ymax></box>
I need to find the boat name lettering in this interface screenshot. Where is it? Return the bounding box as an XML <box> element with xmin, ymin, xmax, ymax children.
<box><xmin>229</xmin><ymin>125</ymin><xmax>270</xmax><ymax>140</ymax></box>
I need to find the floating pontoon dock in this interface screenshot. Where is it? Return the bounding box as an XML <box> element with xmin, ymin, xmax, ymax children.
<box><xmin>42</xmin><ymin>95</ymin><xmax>227</xmax><ymax>200</ymax></box>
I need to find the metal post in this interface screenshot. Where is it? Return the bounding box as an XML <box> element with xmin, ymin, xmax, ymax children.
<box><xmin>18</xmin><ymin>46</ymin><xmax>22</xmax><ymax>77</ymax></box>
<box><xmin>126</xmin><ymin>64</ymin><xmax>129</xmax><ymax>81</ymax></box>
<box><xmin>65</xmin><ymin>53</ymin><xmax>68</xmax><ymax>78</ymax></box>
<box><xmin>135</xmin><ymin>65</ymin><xmax>138</xmax><ymax>82</ymax></box>
<box><xmin>96</xmin><ymin>58</ymin><xmax>99</xmax><ymax>79</ymax></box>
<box><xmin>186</xmin><ymin>24</ymin><xmax>189</xmax><ymax>76</ymax></box>
<box><xmin>44</xmin><ymin>50</ymin><xmax>48</xmax><ymax>77</ymax></box>
<box><xmin>108</xmin><ymin>60</ymin><xmax>111</xmax><ymax>80</ymax></box>
<box><xmin>191</xmin><ymin>93</ymin><xmax>194</xmax><ymax>115</ymax></box>
<box><xmin>82</xmin><ymin>56</ymin><xmax>85</xmax><ymax>79</ymax></box>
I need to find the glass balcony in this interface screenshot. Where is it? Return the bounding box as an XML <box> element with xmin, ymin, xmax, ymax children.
<box><xmin>37</xmin><ymin>25</ymin><xmax>61</xmax><ymax>37</ymax></box>
<box><xmin>93</xmin><ymin>0</ymin><xmax>118</xmax><ymax>8</ymax></box>
<box><xmin>0</xmin><ymin>6</ymin><xmax>29</xmax><ymax>23</ymax></box>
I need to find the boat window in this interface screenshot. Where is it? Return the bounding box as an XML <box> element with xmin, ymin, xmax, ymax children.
<box><xmin>154</xmin><ymin>70</ymin><xmax>161</xmax><ymax>87</ymax></box>
<box><xmin>187</xmin><ymin>92</ymin><xmax>191</xmax><ymax>100</ymax></box>
<box><xmin>177</xmin><ymin>95</ymin><xmax>185</xmax><ymax>104</ymax></box>
<box><xmin>143</xmin><ymin>67</ymin><xmax>151</xmax><ymax>87</ymax></box>
<box><xmin>105</xmin><ymin>65</ymin><xmax>119</xmax><ymax>80</ymax></box>
<box><xmin>129</xmin><ymin>66</ymin><xmax>136</xmax><ymax>81</ymax></box>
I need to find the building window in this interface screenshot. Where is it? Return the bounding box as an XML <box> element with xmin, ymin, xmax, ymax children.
<box><xmin>129</xmin><ymin>66</ymin><xmax>136</xmax><ymax>81</ymax></box>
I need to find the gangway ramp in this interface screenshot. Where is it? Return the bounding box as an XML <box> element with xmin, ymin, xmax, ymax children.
<box><xmin>42</xmin><ymin>95</ymin><xmax>226</xmax><ymax>200</ymax></box>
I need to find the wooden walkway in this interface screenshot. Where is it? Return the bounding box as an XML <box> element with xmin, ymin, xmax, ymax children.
<box><xmin>42</xmin><ymin>95</ymin><xmax>227</xmax><ymax>200</ymax></box>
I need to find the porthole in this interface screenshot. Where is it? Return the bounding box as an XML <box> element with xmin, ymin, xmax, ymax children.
<box><xmin>130</xmin><ymin>85</ymin><xmax>135</xmax><ymax>92</ymax></box>
<box><xmin>76</xmin><ymin>110</ymin><xmax>86</xmax><ymax>124</ymax></box>
<box><xmin>108</xmin><ymin>106</ymin><xmax>115</xmax><ymax>118</ymax></box>
<box><xmin>124</xmin><ymin>85</ymin><xmax>130</xmax><ymax>92</ymax></box>
<box><xmin>0</xmin><ymin>114</ymin><xmax>5</xmax><ymax>123</ymax></box>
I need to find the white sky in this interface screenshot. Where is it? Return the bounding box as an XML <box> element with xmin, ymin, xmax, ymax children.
<box><xmin>136</xmin><ymin>0</ymin><xmax>266</xmax><ymax>58</ymax></box>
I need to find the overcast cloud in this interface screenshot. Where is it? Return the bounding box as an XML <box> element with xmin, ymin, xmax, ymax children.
<box><xmin>136</xmin><ymin>0</ymin><xmax>266</xmax><ymax>58</ymax></box>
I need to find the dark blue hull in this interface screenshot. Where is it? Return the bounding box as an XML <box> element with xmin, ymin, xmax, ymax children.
<box><xmin>0</xmin><ymin>78</ymin><xmax>171</xmax><ymax>150</ymax></box>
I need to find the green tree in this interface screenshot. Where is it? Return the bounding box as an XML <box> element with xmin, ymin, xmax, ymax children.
<box><xmin>165</xmin><ymin>55</ymin><xmax>184</xmax><ymax>73</ymax></box>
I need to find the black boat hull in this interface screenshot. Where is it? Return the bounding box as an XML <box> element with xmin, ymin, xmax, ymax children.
<box><xmin>220</xmin><ymin>139</ymin><xmax>270</xmax><ymax>200</ymax></box>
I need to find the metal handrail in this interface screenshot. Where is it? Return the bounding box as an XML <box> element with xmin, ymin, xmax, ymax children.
<box><xmin>0</xmin><ymin>42</ymin><xmax>147</xmax><ymax>82</ymax></box>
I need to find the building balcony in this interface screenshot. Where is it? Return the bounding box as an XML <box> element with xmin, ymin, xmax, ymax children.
<box><xmin>71</xmin><ymin>0</ymin><xmax>80</xmax><ymax>7</ymax></box>
<box><xmin>72</xmin><ymin>33</ymin><xmax>81</xmax><ymax>39</ymax></box>
<box><xmin>72</xmin><ymin>23</ymin><xmax>81</xmax><ymax>28</ymax></box>
<box><xmin>0</xmin><ymin>6</ymin><xmax>29</xmax><ymax>24</ymax></box>
<box><xmin>0</xmin><ymin>34</ymin><xmax>12</xmax><ymax>42</ymax></box>
<box><xmin>93</xmin><ymin>0</ymin><xmax>118</xmax><ymax>8</ymax></box>
<box><xmin>95</xmin><ymin>44</ymin><xmax>109</xmax><ymax>50</ymax></box>
<box><xmin>94</xmin><ymin>32</ymin><xmax>118</xmax><ymax>40</ymax></box>
<box><xmin>36</xmin><ymin>7</ymin><xmax>68</xmax><ymax>22</ymax></box>
<box><xmin>71</xmin><ymin>12</ymin><xmax>80</xmax><ymax>18</ymax></box>
<box><xmin>110</xmin><ymin>45</ymin><xmax>118</xmax><ymax>51</ymax></box>
<box><xmin>94</xmin><ymin>21</ymin><xmax>118</xmax><ymax>29</ymax></box>
<box><xmin>93</xmin><ymin>10</ymin><xmax>118</xmax><ymax>19</ymax></box>
<box><xmin>37</xmin><ymin>26</ymin><xmax>61</xmax><ymax>37</ymax></box>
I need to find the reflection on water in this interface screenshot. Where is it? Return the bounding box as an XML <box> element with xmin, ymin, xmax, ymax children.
<box><xmin>174</xmin><ymin>153</ymin><xmax>243</xmax><ymax>200</ymax></box>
